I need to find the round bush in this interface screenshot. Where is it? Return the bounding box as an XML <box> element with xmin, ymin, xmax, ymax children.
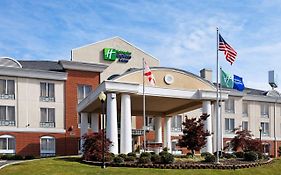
<box><xmin>204</xmin><ymin>154</ymin><xmax>216</xmax><ymax>163</ymax></box>
<box><xmin>244</xmin><ymin>151</ymin><xmax>258</xmax><ymax>161</ymax></box>
<box><xmin>138</xmin><ymin>156</ymin><xmax>151</xmax><ymax>164</ymax></box>
<box><xmin>118</xmin><ymin>153</ymin><xmax>127</xmax><ymax>159</ymax></box>
<box><xmin>113</xmin><ymin>156</ymin><xmax>124</xmax><ymax>164</ymax></box>
<box><xmin>125</xmin><ymin>156</ymin><xmax>136</xmax><ymax>162</ymax></box>
<box><xmin>201</xmin><ymin>152</ymin><xmax>212</xmax><ymax>158</ymax></box>
<box><xmin>160</xmin><ymin>152</ymin><xmax>174</xmax><ymax>164</ymax></box>
<box><xmin>127</xmin><ymin>152</ymin><xmax>136</xmax><ymax>158</ymax></box>
<box><xmin>159</xmin><ymin>151</ymin><xmax>168</xmax><ymax>156</ymax></box>
<box><xmin>151</xmin><ymin>154</ymin><xmax>161</xmax><ymax>163</ymax></box>
<box><xmin>234</xmin><ymin>151</ymin><xmax>245</xmax><ymax>158</ymax></box>
<box><xmin>140</xmin><ymin>152</ymin><xmax>151</xmax><ymax>159</ymax></box>
<box><xmin>224</xmin><ymin>153</ymin><xmax>236</xmax><ymax>159</ymax></box>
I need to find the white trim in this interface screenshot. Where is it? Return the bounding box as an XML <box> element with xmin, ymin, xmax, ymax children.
<box><xmin>0</xmin><ymin>127</ymin><xmax>65</xmax><ymax>133</ymax></box>
<box><xmin>0</xmin><ymin>57</ymin><xmax>22</xmax><ymax>68</ymax></box>
<box><xmin>0</xmin><ymin>134</ymin><xmax>15</xmax><ymax>138</ymax></box>
<box><xmin>78</xmin><ymin>80</ymin><xmax>228</xmax><ymax>113</ymax></box>
<box><xmin>59</xmin><ymin>60</ymin><xmax>108</xmax><ymax>72</ymax></box>
<box><xmin>0</xmin><ymin>67</ymin><xmax>67</xmax><ymax>80</ymax></box>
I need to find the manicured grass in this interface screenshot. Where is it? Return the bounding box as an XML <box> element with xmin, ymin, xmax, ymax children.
<box><xmin>0</xmin><ymin>157</ymin><xmax>280</xmax><ymax>175</ymax></box>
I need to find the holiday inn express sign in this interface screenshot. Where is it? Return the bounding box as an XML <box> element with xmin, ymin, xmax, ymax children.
<box><xmin>103</xmin><ymin>48</ymin><xmax>132</xmax><ymax>63</ymax></box>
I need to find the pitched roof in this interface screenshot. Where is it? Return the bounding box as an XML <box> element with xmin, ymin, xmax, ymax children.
<box><xmin>18</xmin><ymin>60</ymin><xmax>64</xmax><ymax>72</ymax></box>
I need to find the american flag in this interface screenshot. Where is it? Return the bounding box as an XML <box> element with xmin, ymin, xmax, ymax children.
<box><xmin>219</xmin><ymin>34</ymin><xmax>237</xmax><ymax>65</ymax></box>
<box><xmin>144</xmin><ymin>61</ymin><xmax>156</xmax><ymax>86</ymax></box>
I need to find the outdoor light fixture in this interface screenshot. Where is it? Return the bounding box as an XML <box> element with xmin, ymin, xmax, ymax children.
<box><xmin>259</xmin><ymin>126</ymin><xmax>263</xmax><ymax>154</ymax></box>
<box><xmin>99</xmin><ymin>91</ymin><xmax>106</xmax><ymax>169</ymax></box>
<box><xmin>99</xmin><ymin>91</ymin><xmax>106</xmax><ymax>102</ymax></box>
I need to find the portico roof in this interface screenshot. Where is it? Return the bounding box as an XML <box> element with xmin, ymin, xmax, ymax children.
<box><xmin>78</xmin><ymin>67</ymin><xmax>229</xmax><ymax>116</ymax></box>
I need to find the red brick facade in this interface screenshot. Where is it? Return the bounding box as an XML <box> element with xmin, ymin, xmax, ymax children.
<box><xmin>64</xmin><ymin>70</ymin><xmax>100</xmax><ymax>155</ymax></box>
<box><xmin>0</xmin><ymin>69</ymin><xmax>100</xmax><ymax>157</ymax></box>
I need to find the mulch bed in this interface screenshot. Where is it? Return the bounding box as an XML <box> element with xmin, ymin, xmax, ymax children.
<box><xmin>82</xmin><ymin>158</ymin><xmax>273</xmax><ymax>170</ymax></box>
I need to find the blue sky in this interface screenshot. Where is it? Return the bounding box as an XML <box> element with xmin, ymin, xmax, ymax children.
<box><xmin>1</xmin><ymin>0</ymin><xmax>281</xmax><ymax>90</ymax></box>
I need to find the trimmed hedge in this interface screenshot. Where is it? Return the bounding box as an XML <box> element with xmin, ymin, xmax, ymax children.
<box><xmin>151</xmin><ymin>154</ymin><xmax>161</xmax><ymax>163</ymax></box>
<box><xmin>113</xmin><ymin>156</ymin><xmax>124</xmax><ymax>164</ymax></box>
<box><xmin>160</xmin><ymin>152</ymin><xmax>174</xmax><ymax>164</ymax></box>
<box><xmin>204</xmin><ymin>154</ymin><xmax>216</xmax><ymax>163</ymax></box>
<box><xmin>138</xmin><ymin>156</ymin><xmax>151</xmax><ymax>164</ymax></box>
<box><xmin>140</xmin><ymin>152</ymin><xmax>151</xmax><ymax>159</ymax></box>
<box><xmin>234</xmin><ymin>151</ymin><xmax>245</xmax><ymax>158</ymax></box>
<box><xmin>244</xmin><ymin>151</ymin><xmax>258</xmax><ymax>161</ymax></box>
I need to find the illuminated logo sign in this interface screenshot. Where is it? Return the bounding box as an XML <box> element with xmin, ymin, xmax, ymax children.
<box><xmin>103</xmin><ymin>48</ymin><xmax>131</xmax><ymax>63</ymax></box>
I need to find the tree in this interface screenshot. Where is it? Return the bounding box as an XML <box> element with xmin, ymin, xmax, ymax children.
<box><xmin>82</xmin><ymin>130</ymin><xmax>112</xmax><ymax>161</ymax></box>
<box><xmin>178</xmin><ymin>114</ymin><xmax>210</xmax><ymax>156</ymax></box>
<box><xmin>230</xmin><ymin>129</ymin><xmax>262</xmax><ymax>153</ymax></box>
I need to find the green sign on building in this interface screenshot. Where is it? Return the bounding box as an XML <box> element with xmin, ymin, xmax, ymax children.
<box><xmin>103</xmin><ymin>48</ymin><xmax>132</xmax><ymax>63</ymax></box>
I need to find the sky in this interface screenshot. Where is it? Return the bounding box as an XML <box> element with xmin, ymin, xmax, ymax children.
<box><xmin>1</xmin><ymin>0</ymin><xmax>281</xmax><ymax>91</ymax></box>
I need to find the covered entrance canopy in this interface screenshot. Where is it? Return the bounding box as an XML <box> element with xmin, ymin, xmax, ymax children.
<box><xmin>78</xmin><ymin>67</ymin><xmax>228</xmax><ymax>154</ymax></box>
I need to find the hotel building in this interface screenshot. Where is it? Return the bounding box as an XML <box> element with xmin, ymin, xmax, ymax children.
<box><xmin>0</xmin><ymin>37</ymin><xmax>280</xmax><ymax>157</ymax></box>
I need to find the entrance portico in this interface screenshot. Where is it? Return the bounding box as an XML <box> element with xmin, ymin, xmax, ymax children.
<box><xmin>78</xmin><ymin>67</ymin><xmax>228</xmax><ymax>154</ymax></box>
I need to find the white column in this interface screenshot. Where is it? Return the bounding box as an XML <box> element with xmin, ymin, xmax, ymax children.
<box><xmin>91</xmin><ymin>113</ymin><xmax>99</xmax><ymax>133</ymax></box>
<box><xmin>155</xmin><ymin>117</ymin><xmax>162</xmax><ymax>143</ymax></box>
<box><xmin>106</xmin><ymin>93</ymin><xmax>118</xmax><ymax>154</ymax></box>
<box><xmin>80</xmin><ymin>113</ymin><xmax>88</xmax><ymax>149</ymax></box>
<box><xmin>202</xmin><ymin>101</ymin><xmax>213</xmax><ymax>153</ymax></box>
<box><xmin>164</xmin><ymin>116</ymin><xmax>172</xmax><ymax>153</ymax></box>
<box><xmin>120</xmin><ymin>94</ymin><xmax>132</xmax><ymax>154</ymax></box>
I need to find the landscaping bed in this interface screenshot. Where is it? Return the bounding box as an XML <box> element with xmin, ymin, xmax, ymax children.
<box><xmin>82</xmin><ymin>156</ymin><xmax>273</xmax><ymax>170</ymax></box>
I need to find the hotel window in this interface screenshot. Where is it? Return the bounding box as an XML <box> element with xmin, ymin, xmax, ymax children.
<box><xmin>225</xmin><ymin>118</ymin><xmax>235</xmax><ymax>133</ymax></box>
<box><xmin>242</xmin><ymin>102</ymin><xmax>248</xmax><ymax>117</ymax></box>
<box><xmin>77</xmin><ymin>85</ymin><xmax>92</xmax><ymax>103</ymax></box>
<box><xmin>171</xmin><ymin>115</ymin><xmax>182</xmax><ymax>132</ymax></box>
<box><xmin>225</xmin><ymin>98</ymin><xmax>235</xmax><ymax>113</ymax></box>
<box><xmin>261</xmin><ymin>122</ymin><xmax>269</xmax><ymax>136</ymax></box>
<box><xmin>40</xmin><ymin>108</ymin><xmax>55</xmax><ymax>128</ymax></box>
<box><xmin>146</xmin><ymin>116</ymin><xmax>154</xmax><ymax>131</ymax></box>
<box><xmin>261</xmin><ymin>103</ymin><xmax>269</xmax><ymax>118</ymax></box>
<box><xmin>40</xmin><ymin>136</ymin><xmax>55</xmax><ymax>157</ymax></box>
<box><xmin>0</xmin><ymin>106</ymin><xmax>15</xmax><ymax>126</ymax></box>
<box><xmin>0</xmin><ymin>135</ymin><xmax>15</xmax><ymax>154</ymax></box>
<box><xmin>0</xmin><ymin>79</ymin><xmax>15</xmax><ymax>99</ymax></box>
<box><xmin>242</xmin><ymin>121</ymin><xmax>248</xmax><ymax>131</ymax></box>
<box><xmin>40</xmin><ymin>82</ymin><xmax>55</xmax><ymax>102</ymax></box>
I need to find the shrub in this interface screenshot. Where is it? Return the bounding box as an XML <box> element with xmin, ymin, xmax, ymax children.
<box><xmin>82</xmin><ymin>131</ymin><xmax>112</xmax><ymax>162</ymax></box>
<box><xmin>140</xmin><ymin>152</ymin><xmax>151</xmax><ymax>159</ymax></box>
<box><xmin>151</xmin><ymin>154</ymin><xmax>161</xmax><ymax>163</ymax></box>
<box><xmin>224</xmin><ymin>153</ymin><xmax>236</xmax><ymax>159</ymax></box>
<box><xmin>204</xmin><ymin>154</ymin><xmax>216</xmax><ymax>163</ymax></box>
<box><xmin>127</xmin><ymin>152</ymin><xmax>136</xmax><ymax>158</ymax></box>
<box><xmin>138</xmin><ymin>156</ymin><xmax>151</xmax><ymax>164</ymax></box>
<box><xmin>1</xmin><ymin>154</ymin><xmax>15</xmax><ymax>160</ymax></box>
<box><xmin>234</xmin><ymin>151</ymin><xmax>245</xmax><ymax>158</ymax></box>
<box><xmin>163</xmin><ymin>147</ymin><xmax>168</xmax><ymax>152</ymax></box>
<box><xmin>256</xmin><ymin>152</ymin><xmax>263</xmax><ymax>160</ymax></box>
<box><xmin>24</xmin><ymin>155</ymin><xmax>36</xmax><ymax>160</ymax></box>
<box><xmin>14</xmin><ymin>155</ymin><xmax>23</xmax><ymax>160</ymax></box>
<box><xmin>159</xmin><ymin>150</ymin><xmax>168</xmax><ymax>156</ymax></box>
<box><xmin>186</xmin><ymin>152</ymin><xmax>193</xmax><ymax>158</ymax></box>
<box><xmin>113</xmin><ymin>156</ymin><xmax>124</xmax><ymax>164</ymax></box>
<box><xmin>118</xmin><ymin>154</ymin><xmax>127</xmax><ymax>160</ymax></box>
<box><xmin>201</xmin><ymin>152</ymin><xmax>212</xmax><ymax>158</ymax></box>
<box><xmin>244</xmin><ymin>151</ymin><xmax>258</xmax><ymax>161</ymax></box>
<box><xmin>160</xmin><ymin>152</ymin><xmax>174</xmax><ymax>164</ymax></box>
<box><xmin>125</xmin><ymin>156</ymin><xmax>136</xmax><ymax>162</ymax></box>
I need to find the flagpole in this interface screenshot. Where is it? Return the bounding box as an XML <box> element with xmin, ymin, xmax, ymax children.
<box><xmin>142</xmin><ymin>58</ymin><xmax>146</xmax><ymax>152</ymax></box>
<box><xmin>219</xmin><ymin>67</ymin><xmax>223</xmax><ymax>153</ymax></box>
<box><xmin>216</xmin><ymin>27</ymin><xmax>220</xmax><ymax>163</ymax></box>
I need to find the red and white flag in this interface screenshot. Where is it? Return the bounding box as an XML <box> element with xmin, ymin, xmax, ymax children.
<box><xmin>144</xmin><ymin>61</ymin><xmax>156</xmax><ymax>86</ymax></box>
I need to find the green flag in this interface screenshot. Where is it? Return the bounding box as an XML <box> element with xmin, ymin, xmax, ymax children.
<box><xmin>221</xmin><ymin>69</ymin><xmax>234</xmax><ymax>88</ymax></box>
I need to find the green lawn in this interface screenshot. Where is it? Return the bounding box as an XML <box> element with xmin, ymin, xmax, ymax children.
<box><xmin>0</xmin><ymin>157</ymin><xmax>280</xmax><ymax>175</ymax></box>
